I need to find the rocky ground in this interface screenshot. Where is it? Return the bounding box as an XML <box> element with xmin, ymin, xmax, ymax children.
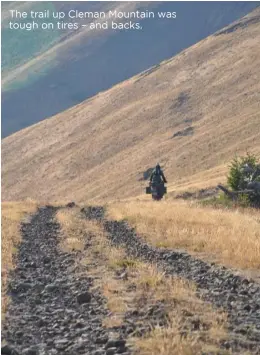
<box><xmin>2</xmin><ymin>204</ymin><xmax>260</xmax><ymax>355</ymax></box>
<box><xmin>82</xmin><ymin>206</ymin><xmax>260</xmax><ymax>354</ymax></box>
<box><xmin>1</xmin><ymin>206</ymin><xmax>129</xmax><ymax>355</ymax></box>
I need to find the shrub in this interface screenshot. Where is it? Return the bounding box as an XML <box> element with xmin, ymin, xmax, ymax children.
<box><xmin>227</xmin><ymin>152</ymin><xmax>258</xmax><ymax>191</ymax></box>
<box><xmin>227</xmin><ymin>152</ymin><xmax>260</xmax><ymax>207</ymax></box>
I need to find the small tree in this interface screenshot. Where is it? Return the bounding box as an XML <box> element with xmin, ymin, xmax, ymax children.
<box><xmin>227</xmin><ymin>152</ymin><xmax>258</xmax><ymax>191</ymax></box>
<box><xmin>227</xmin><ymin>152</ymin><xmax>260</xmax><ymax>207</ymax></box>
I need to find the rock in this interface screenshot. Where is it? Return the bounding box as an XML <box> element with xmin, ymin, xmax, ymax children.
<box><xmin>95</xmin><ymin>336</ymin><xmax>109</xmax><ymax>344</ymax></box>
<box><xmin>106</xmin><ymin>348</ymin><xmax>117</xmax><ymax>355</ymax></box>
<box><xmin>15</xmin><ymin>330</ymin><xmax>23</xmax><ymax>337</ymax></box>
<box><xmin>118</xmin><ymin>272</ymin><xmax>128</xmax><ymax>280</ymax></box>
<box><xmin>114</xmin><ymin>339</ymin><xmax>126</xmax><ymax>347</ymax></box>
<box><xmin>34</xmin><ymin>298</ymin><xmax>42</xmax><ymax>305</ymax></box>
<box><xmin>66</xmin><ymin>202</ymin><xmax>76</xmax><ymax>208</ymax></box>
<box><xmin>43</xmin><ymin>256</ymin><xmax>51</xmax><ymax>264</ymax></box>
<box><xmin>46</xmin><ymin>339</ymin><xmax>54</xmax><ymax>346</ymax></box>
<box><xmin>17</xmin><ymin>282</ymin><xmax>32</xmax><ymax>291</ymax></box>
<box><xmin>94</xmin><ymin>351</ymin><xmax>105</xmax><ymax>355</ymax></box>
<box><xmin>105</xmin><ymin>340</ymin><xmax>116</xmax><ymax>349</ymax></box>
<box><xmin>22</xmin><ymin>261</ymin><xmax>36</xmax><ymax>269</ymax></box>
<box><xmin>1</xmin><ymin>345</ymin><xmax>19</xmax><ymax>355</ymax></box>
<box><xmin>77</xmin><ymin>291</ymin><xmax>91</xmax><ymax>305</ymax></box>
<box><xmin>243</xmin><ymin>304</ymin><xmax>251</xmax><ymax>312</ymax></box>
<box><xmin>54</xmin><ymin>338</ymin><xmax>69</xmax><ymax>350</ymax></box>
<box><xmin>105</xmin><ymin>338</ymin><xmax>126</xmax><ymax>354</ymax></box>
<box><xmin>117</xmin><ymin>346</ymin><xmax>128</xmax><ymax>354</ymax></box>
<box><xmin>182</xmin><ymin>309</ymin><xmax>193</xmax><ymax>317</ymax></box>
<box><xmin>21</xmin><ymin>347</ymin><xmax>38</xmax><ymax>355</ymax></box>
<box><xmin>191</xmin><ymin>317</ymin><xmax>201</xmax><ymax>330</ymax></box>
<box><xmin>75</xmin><ymin>320</ymin><xmax>85</xmax><ymax>328</ymax></box>
<box><xmin>44</xmin><ymin>283</ymin><xmax>58</xmax><ymax>292</ymax></box>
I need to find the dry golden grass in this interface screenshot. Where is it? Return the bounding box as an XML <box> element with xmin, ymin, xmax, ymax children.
<box><xmin>134</xmin><ymin>324</ymin><xmax>230</xmax><ymax>355</ymax></box>
<box><xmin>125</xmin><ymin>263</ymin><xmax>229</xmax><ymax>355</ymax></box>
<box><xmin>56</xmin><ymin>207</ymin><xmax>233</xmax><ymax>354</ymax></box>
<box><xmin>1</xmin><ymin>201</ymin><xmax>38</xmax><ymax>317</ymax></box>
<box><xmin>56</xmin><ymin>208</ymin><xmax>128</xmax><ymax>326</ymax></box>
<box><xmin>2</xmin><ymin>8</ymin><xmax>260</xmax><ymax>203</ymax></box>
<box><xmin>56</xmin><ymin>208</ymin><xmax>86</xmax><ymax>252</ymax></box>
<box><xmin>107</xmin><ymin>200</ymin><xmax>260</xmax><ymax>270</ymax></box>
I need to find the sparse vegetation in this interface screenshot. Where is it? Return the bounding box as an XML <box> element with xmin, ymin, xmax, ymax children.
<box><xmin>1</xmin><ymin>201</ymin><xmax>38</xmax><ymax>317</ymax></box>
<box><xmin>200</xmin><ymin>192</ymin><xmax>235</xmax><ymax>209</ymax></box>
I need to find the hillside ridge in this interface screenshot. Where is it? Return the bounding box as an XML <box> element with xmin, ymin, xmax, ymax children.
<box><xmin>2</xmin><ymin>1</ymin><xmax>259</xmax><ymax>137</ymax></box>
<box><xmin>2</xmin><ymin>7</ymin><xmax>260</xmax><ymax>202</ymax></box>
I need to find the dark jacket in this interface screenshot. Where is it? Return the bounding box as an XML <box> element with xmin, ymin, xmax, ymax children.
<box><xmin>150</xmin><ymin>166</ymin><xmax>167</xmax><ymax>184</ymax></box>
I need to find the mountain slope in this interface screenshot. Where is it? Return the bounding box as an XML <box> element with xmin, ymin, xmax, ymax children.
<box><xmin>2</xmin><ymin>1</ymin><xmax>259</xmax><ymax>137</ymax></box>
<box><xmin>2</xmin><ymin>8</ymin><xmax>260</xmax><ymax>203</ymax></box>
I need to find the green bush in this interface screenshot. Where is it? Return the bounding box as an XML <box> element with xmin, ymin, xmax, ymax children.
<box><xmin>227</xmin><ymin>152</ymin><xmax>260</xmax><ymax>207</ymax></box>
<box><xmin>227</xmin><ymin>152</ymin><xmax>258</xmax><ymax>191</ymax></box>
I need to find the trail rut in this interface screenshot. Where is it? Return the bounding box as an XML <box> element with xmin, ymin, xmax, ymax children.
<box><xmin>2</xmin><ymin>205</ymin><xmax>260</xmax><ymax>355</ymax></box>
<box><xmin>2</xmin><ymin>206</ymin><xmax>129</xmax><ymax>355</ymax></box>
<box><xmin>82</xmin><ymin>206</ymin><xmax>260</xmax><ymax>354</ymax></box>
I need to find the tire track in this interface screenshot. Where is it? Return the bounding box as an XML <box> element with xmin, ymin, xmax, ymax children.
<box><xmin>2</xmin><ymin>206</ymin><xmax>129</xmax><ymax>355</ymax></box>
<box><xmin>82</xmin><ymin>206</ymin><xmax>260</xmax><ymax>354</ymax></box>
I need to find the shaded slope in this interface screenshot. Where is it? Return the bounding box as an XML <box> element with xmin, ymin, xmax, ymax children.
<box><xmin>2</xmin><ymin>8</ymin><xmax>260</xmax><ymax>202</ymax></box>
<box><xmin>2</xmin><ymin>1</ymin><xmax>259</xmax><ymax>137</ymax></box>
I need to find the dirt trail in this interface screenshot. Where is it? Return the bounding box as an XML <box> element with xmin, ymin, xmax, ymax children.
<box><xmin>2</xmin><ymin>206</ymin><xmax>129</xmax><ymax>355</ymax></box>
<box><xmin>82</xmin><ymin>206</ymin><xmax>260</xmax><ymax>354</ymax></box>
<box><xmin>2</xmin><ymin>204</ymin><xmax>260</xmax><ymax>355</ymax></box>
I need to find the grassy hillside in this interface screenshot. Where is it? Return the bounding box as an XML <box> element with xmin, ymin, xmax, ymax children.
<box><xmin>2</xmin><ymin>1</ymin><xmax>259</xmax><ymax>137</ymax></box>
<box><xmin>1</xmin><ymin>1</ymin><xmax>121</xmax><ymax>90</ymax></box>
<box><xmin>2</xmin><ymin>8</ymin><xmax>260</xmax><ymax>203</ymax></box>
